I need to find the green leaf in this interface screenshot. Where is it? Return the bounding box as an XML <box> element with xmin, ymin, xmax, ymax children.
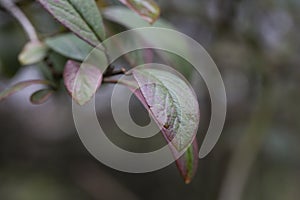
<box><xmin>118</xmin><ymin>0</ymin><xmax>160</xmax><ymax>24</ymax></box>
<box><xmin>18</xmin><ymin>41</ymin><xmax>48</xmax><ymax>65</ymax></box>
<box><xmin>132</xmin><ymin>88</ymin><xmax>199</xmax><ymax>183</ymax></box>
<box><xmin>175</xmin><ymin>140</ymin><xmax>198</xmax><ymax>184</ymax></box>
<box><xmin>38</xmin><ymin>0</ymin><xmax>106</xmax><ymax>46</ymax></box>
<box><xmin>30</xmin><ymin>89</ymin><xmax>54</xmax><ymax>104</ymax></box>
<box><xmin>132</xmin><ymin>67</ymin><xmax>200</xmax><ymax>151</ymax></box>
<box><xmin>0</xmin><ymin>80</ymin><xmax>51</xmax><ymax>101</ymax></box>
<box><xmin>45</xmin><ymin>33</ymin><xmax>93</xmax><ymax>61</ymax></box>
<box><xmin>63</xmin><ymin>60</ymin><xmax>102</xmax><ymax>105</ymax></box>
<box><xmin>129</xmin><ymin>67</ymin><xmax>199</xmax><ymax>183</ymax></box>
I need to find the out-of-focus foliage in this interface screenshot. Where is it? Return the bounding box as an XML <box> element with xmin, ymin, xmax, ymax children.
<box><xmin>132</xmin><ymin>67</ymin><xmax>200</xmax><ymax>183</ymax></box>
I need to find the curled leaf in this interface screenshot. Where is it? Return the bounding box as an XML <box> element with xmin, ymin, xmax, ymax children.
<box><xmin>118</xmin><ymin>0</ymin><xmax>161</xmax><ymax>24</ymax></box>
<box><xmin>38</xmin><ymin>0</ymin><xmax>106</xmax><ymax>46</ymax></box>
<box><xmin>64</xmin><ymin>60</ymin><xmax>102</xmax><ymax>105</ymax></box>
<box><xmin>18</xmin><ymin>41</ymin><xmax>48</xmax><ymax>65</ymax></box>
<box><xmin>132</xmin><ymin>86</ymin><xmax>199</xmax><ymax>183</ymax></box>
<box><xmin>0</xmin><ymin>80</ymin><xmax>51</xmax><ymax>101</ymax></box>
<box><xmin>30</xmin><ymin>89</ymin><xmax>54</xmax><ymax>104</ymax></box>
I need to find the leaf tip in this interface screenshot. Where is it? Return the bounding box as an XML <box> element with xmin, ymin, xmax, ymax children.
<box><xmin>18</xmin><ymin>41</ymin><xmax>48</xmax><ymax>65</ymax></box>
<box><xmin>30</xmin><ymin>89</ymin><xmax>54</xmax><ymax>105</ymax></box>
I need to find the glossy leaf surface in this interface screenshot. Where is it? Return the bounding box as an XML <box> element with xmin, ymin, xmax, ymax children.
<box><xmin>132</xmin><ymin>67</ymin><xmax>199</xmax><ymax>151</ymax></box>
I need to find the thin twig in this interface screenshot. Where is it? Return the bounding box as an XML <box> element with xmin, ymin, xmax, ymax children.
<box><xmin>102</xmin><ymin>78</ymin><xmax>119</xmax><ymax>84</ymax></box>
<box><xmin>0</xmin><ymin>0</ymin><xmax>38</xmax><ymax>41</ymax></box>
<box><xmin>103</xmin><ymin>67</ymin><xmax>127</xmax><ymax>77</ymax></box>
<box><xmin>102</xmin><ymin>78</ymin><xmax>137</xmax><ymax>88</ymax></box>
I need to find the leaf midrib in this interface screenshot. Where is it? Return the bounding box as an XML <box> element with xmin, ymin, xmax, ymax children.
<box><xmin>136</xmin><ymin>70</ymin><xmax>183</xmax><ymax>140</ymax></box>
<box><xmin>67</xmin><ymin>0</ymin><xmax>102</xmax><ymax>44</ymax></box>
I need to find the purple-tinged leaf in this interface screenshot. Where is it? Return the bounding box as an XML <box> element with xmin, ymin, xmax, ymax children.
<box><xmin>30</xmin><ymin>89</ymin><xmax>54</xmax><ymax>104</ymax></box>
<box><xmin>38</xmin><ymin>0</ymin><xmax>106</xmax><ymax>47</ymax></box>
<box><xmin>132</xmin><ymin>67</ymin><xmax>200</xmax><ymax>151</ymax></box>
<box><xmin>118</xmin><ymin>0</ymin><xmax>161</xmax><ymax>24</ymax></box>
<box><xmin>131</xmin><ymin>85</ymin><xmax>199</xmax><ymax>183</ymax></box>
<box><xmin>0</xmin><ymin>80</ymin><xmax>51</xmax><ymax>101</ymax></box>
<box><xmin>130</xmin><ymin>85</ymin><xmax>199</xmax><ymax>183</ymax></box>
<box><xmin>64</xmin><ymin>60</ymin><xmax>102</xmax><ymax>105</ymax></box>
<box><xmin>128</xmin><ymin>67</ymin><xmax>200</xmax><ymax>183</ymax></box>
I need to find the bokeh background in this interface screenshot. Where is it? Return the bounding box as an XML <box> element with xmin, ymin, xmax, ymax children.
<box><xmin>0</xmin><ymin>0</ymin><xmax>300</xmax><ymax>200</ymax></box>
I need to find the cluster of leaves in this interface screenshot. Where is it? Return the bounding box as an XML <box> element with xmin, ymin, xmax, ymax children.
<box><xmin>0</xmin><ymin>0</ymin><xmax>200</xmax><ymax>183</ymax></box>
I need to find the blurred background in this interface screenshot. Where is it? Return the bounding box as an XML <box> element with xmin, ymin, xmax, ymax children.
<box><xmin>0</xmin><ymin>0</ymin><xmax>300</xmax><ymax>199</ymax></box>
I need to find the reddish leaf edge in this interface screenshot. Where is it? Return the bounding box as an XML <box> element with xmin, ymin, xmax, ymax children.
<box><xmin>122</xmin><ymin>79</ymin><xmax>199</xmax><ymax>184</ymax></box>
<box><xmin>0</xmin><ymin>80</ymin><xmax>52</xmax><ymax>102</ymax></box>
<box><xmin>175</xmin><ymin>139</ymin><xmax>199</xmax><ymax>184</ymax></box>
<box><xmin>37</xmin><ymin>0</ymin><xmax>105</xmax><ymax>49</ymax></box>
<box><xmin>63</xmin><ymin>60</ymin><xmax>103</xmax><ymax>105</ymax></box>
<box><xmin>30</xmin><ymin>89</ymin><xmax>54</xmax><ymax>105</ymax></box>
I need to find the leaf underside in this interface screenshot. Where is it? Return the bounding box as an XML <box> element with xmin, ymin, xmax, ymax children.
<box><xmin>131</xmin><ymin>67</ymin><xmax>200</xmax><ymax>183</ymax></box>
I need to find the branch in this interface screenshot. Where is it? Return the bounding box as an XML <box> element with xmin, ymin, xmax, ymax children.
<box><xmin>0</xmin><ymin>0</ymin><xmax>38</xmax><ymax>41</ymax></box>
